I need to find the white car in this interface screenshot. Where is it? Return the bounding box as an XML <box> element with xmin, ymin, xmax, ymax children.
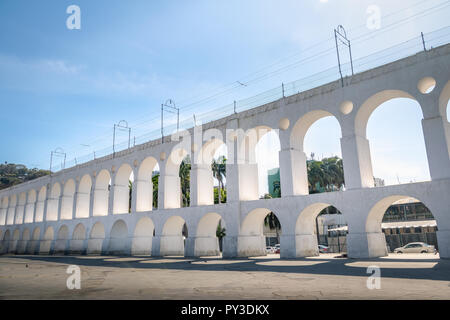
<box><xmin>394</xmin><ymin>242</ymin><xmax>436</xmax><ymax>254</ymax></box>
<box><xmin>265</xmin><ymin>246</ymin><xmax>275</xmax><ymax>254</ymax></box>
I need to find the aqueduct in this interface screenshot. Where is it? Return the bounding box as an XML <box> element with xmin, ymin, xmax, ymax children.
<box><xmin>1</xmin><ymin>44</ymin><xmax>450</xmax><ymax>259</ymax></box>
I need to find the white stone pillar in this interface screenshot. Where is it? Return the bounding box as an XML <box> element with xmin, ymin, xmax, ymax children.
<box><xmin>422</xmin><ymin>115</ymin><xmax>450</xmax><ymax>180</ymax></box>
<box><xmin>347</xmin><ymin>232</ymin><xmax>387</xmax><ymax>259</ymax></box>
<box><xmin>163</xmin><ymin>174</ymin><xmax>181</xmax><ymax>209</ymax></box>
<box><xmin>340</xmin><ymin>133</ymin><xmax>375</xmax><ymax>189</ymax></box>
<box><xmin>193</xmin><ymin>236</ymin><xmax>220</xmax><ymax>256</ymax></box>
<box><xmin>279</xmin><ymin>148</ymin><xmax>309</xmax><ymax>196</ymax></box>
<box><xmin>237</xmin><ymin>235</ymin><xmax>266</xmax><ymax>257</ymax></box>
<box><xmin>295</xmin><ymin>234</ymin><xmax>319</xmax><ymax>257</ymax></box>
<box><xmin>190</xmin><ymin>164</ymin><xmax>214</xmax><ymax>206</ymax></box>
<box><xmin>135</xmin><ymin>179</ymin><xmax>152</xmax><ymax>212</ymax></box>
<box><xmin>160</xmin><ymin>235</ymin><xmax>185</xmax><ymax>256</ymax></box>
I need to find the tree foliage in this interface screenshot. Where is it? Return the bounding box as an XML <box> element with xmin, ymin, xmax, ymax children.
<box><xmin>307</xmin><ymin>156</ymin><xmax>344</xmax><ymax>193</ymax></box>
<box><xmin>0</xmin><ymin>163</ymin><xmax>51</xmax><ymax>190</ymax></box>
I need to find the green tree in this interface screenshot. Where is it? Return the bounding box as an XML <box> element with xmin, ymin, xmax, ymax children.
<box><xmin>212</xmin><ymin>156</ymin><xmax>226</xmax><ymax>204</ymax></box>
<box><xmin>179</xmin><ymin>156</ymin><xmax>191</xmax><ymax>207</ymax></box>
<box><xmin>0</xmin><ymin>163</ymin><xmax>51</xmax><ymax>190</ymax></box>
<box><xmin>152</xmin><ymin>173</ymin><xmax>159</xmax><ymax>209</ymax></box>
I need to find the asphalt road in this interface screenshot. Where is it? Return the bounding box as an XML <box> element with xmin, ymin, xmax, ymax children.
<box><xmin>0</xmin><ymin>253</ymin><xmax>448</xmax><ymax>299</ymax></box>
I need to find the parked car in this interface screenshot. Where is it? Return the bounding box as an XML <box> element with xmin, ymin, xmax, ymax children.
<box><xmin>266</xmin><ymin>246</ymin><xmax>275</xmax><ymax>254</ymax></box>
<box><xmin>394</xmin><ymin>242</ymin><xmax>436</xmax><ymax>254</ymax></box>
<box><xmin>318</xmin><ymin>245</ymin><xmax>329</xmax><ymax>253</ymax></box>
<box><xmin>274</xmin><ymin>244</ymin><xmax>280</xmax><ymax>254</ymax></box>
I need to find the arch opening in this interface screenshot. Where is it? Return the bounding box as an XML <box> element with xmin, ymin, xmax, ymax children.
<box><xmin>24</xmin><ymin>189</ymin><xmax>36</xmax><ymax>223</ymax></box>
<box><xmin>195</xmin><ymin>212</ymin><xmax>226</xmax><ymax>257</ymax></box>
<box><xmin>0</xmin><ymin>197</ymin><xmax>8</xmax><ymax>225</ymax></box>
<box><xmin>35</xmin><ymin>186</ymin><xmax>46</xmax><ymax>222</ymax></box>
<box><xmin>235</xmin><ymin>126</ymin><xmax>278</xmax><ymax>201</ymax></box>
<box><xmin>289</xmin><ymin>111</ymin><xmax>343</xmax><ymax>195</ymax></box>
<box><xmin>255</xmin><ymin>130</ymin><xmax>281</xmax><ymax>199</ymax></box>
<box><xmin>304</xmin><ymin>115</ymin><xmax>344</xmax><ymax>194</ymax></box>
<box><xmin>46</xmin><ymin>183</ymin><xmax>61</xmax><ymax>221</ymax></box>
<box><xmin>113</xmin><ymin>164</ymin><xmax>133</xmax><ymax>214</ymax></box>
<box><xmin>238</xmin><ymin>208</ymin><xmax>282</xmax><ymax>257</ymax></box>
<box><xmin>366</xmin><ymin>196</ymin><xmax>439</xmax><ymax>259</ymax></box>
<box><xmin>93</xmin><ymin>169</ymin><xmax>111</xmax><ymax>216</ymax></box>
<box><xmin>55</xmin><ymin>225</ymin><xmax>69</xmax><ymax>254</ymax></box>
<box><xmin>87</xmin><ymin>222</ymin><xmax>105</xmax><ymax>255</ymax></box>
<box><xmin>108</xmin><ymin>220</ymin><xmax>128</xmax><ymax>254</ymax></box>
<box><xmin>76</xmin><ymin>175</ymin><xmax>92</xmax><ymax>218</ymax></box>
<box><xmin>366</xmin><ymin>97</ymin><xmax>430</xmax><ymax>186</ymax></box>
<box><xmin>131</xmin><ymin>217</ymin><xmax>155</xmax><ymax>255</ymax></box>
<box><xmin>193</xmin><ymin>137</ymin><xmax>228</xmax><ymax>206</ymax></box>
<box><xmin>160</xmin><ymin>216</ymin><xmax>187</xmax><ymax>256</ymax></box>
<box><xmin>296</xmin><ymin>203</ymin><xmax>347</xmax><ymax>257</ymax></box>
<box><xmin>136</xmin><ymin>157</ymin><xmax>159</xmax><ymax>212</ymax></box>
<box><xmin>6</xmin><ymin>195</ymin><xmax>17</xmax><ymax>225</ymax></box>
<box><xmin>70</xmin><ymin>223</ymin><xmax>86</xmax><ymax>254</ymax></box>
<box><xmin>61</xmin><ymin>179</ymin><xmax>76</xmax><ymax>220</ymax></box>
<box><xmin>39</xmin><ymin>226</ymin><xmax>54</xmax><ymax>254</ymax></box>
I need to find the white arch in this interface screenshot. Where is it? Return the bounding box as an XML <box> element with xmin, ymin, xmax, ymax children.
<box><xmin>108</xmin><ymin>219</ymin><xmax>128</xmax><ymax>254</ymax></box>
<box><xmin>287</xmin><ymin>110</ymin><xmax>342</xmax><ymax>196</ymax></box>
<box><xmin>29</xmin><ymin>226</ymin><xmax>40</xmax><ymax>254</ymax></box>
<box><xmin>132</xmin><ymin>217</ymin><xmax>155</xmax><ymax>255</ymax></box>
<box><xmin>164</xmin><ymin>148</ymin><xmax>189</xmax><ymax>209</ymax></box>
<box><xmin>136</xmin><ymin>157</ymin><xmax>158</xmax><ymax>212</ymax></box>
<box><xmin>46</xmin><ymin>183</ymin><xmax>61</xmax><ymax>221</ymax></box>
<box><xmin>0</xmin><ymin>196</ymin><xmax>8</xmax><ymax>225</ymax></box>
<box><xmin>93</xmin><ymin>169</ymin><xmax>110</xmax><ymax>216</ymax></box>
<box><xmin>194</xmin><ymin>212</ymin><xmax>224</xmax><ymax>256</ymax></box>
<box><xmin>39</xmin><ymin>226</ymin><xmax>54</xmax><ymax>254</ymax></box>
<box><xmin>15</xmin><ymin>192</ymin><xmax>26</xmax><ymax>224</ymax></box>
<box><xmin>355</xmin><ymin>90</ymin><xmax>418</xmax><ymax>138</ymax></box>
<box><xmin>6</xmin><ymin>195</ymin><xmax>17</xmax><ymax>225</ymax></box>
<box><xmin>70</xmin><ymin>223</ymin><xmax>86</xmax><ymax>253</ymax></box>
<box><xmin>295</xmin><ymin>203</ymin><xmax>340</xmax><ymax>257</ymax></box>
<box><xmin>113</xmin><ymin>164</ymin><xmax>133</xmax><ymax>214</ymax></box>
<box><xmin>24</xmin><ymin>189</ymin><xmax>36</xmax><ymax>223</ymax></box>
<box><xmin>57</xmin><ymin>225</ymin><xmax>70</xmax><ymax>240</ymax></box>
<box><xmin>160</xmin><ymin>216</ymin><xmax>186</xmax><ymax>256</ymax></box>
<box><xmin>72</xmin><ymin>223</ymin><xmax>86</xmax><ymax>240</ymax></box>
<box><xmin>61</xmin><ymin>179</ymin><xmax>76</xmax><ymax>220</ymax></box>
<box><xmin>364</xmin><ymin>195</ymin><xmax>435</xmax><ymax>258</ymax></box>
<box><xmin>87</xmin><ymin>221</ymin><xmax>105</xmax><ymax>255</ymax></box>
<box><xmin>238</xmin><ymin>208</ymin><xmax>280</xmax><ymax>257</ymax></box>
<box><xmin>193</xmin><ymin>138</ymin><xmax>227</xmax><ymax>206</ymax></box>
<box><xmin>35</xmin><ymin>186</ymin><xmax>46</xmax><ymax>222</ymax></box>
<box><xmin>76</xmin><ymin>174</ymin><xmax>92</xmax><ymax>218</ymax></box>
<box><xmin>55</xmin><ymin>225</ymin><xmax>69</xmax><ymax>253</ymax></box>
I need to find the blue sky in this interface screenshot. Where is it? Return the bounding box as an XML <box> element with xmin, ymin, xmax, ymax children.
<box><xmin>0</xmin><ymin>0</ymin><xmax>449</xmax><ymax>191</ymax></box>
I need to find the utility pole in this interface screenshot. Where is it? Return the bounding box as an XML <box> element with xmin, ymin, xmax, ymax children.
<box><xmin>334</xmin><ymin>25</ymin><xmax>354</xmax><ymax>87</ymax></box>
<box><xmin>113</xmin><ymin>120</ymin><xmax>131</xmax><ymax>157</ymax></box>
<box><xmin>49</xmin><ymin>148</ymin><xmax>66</xmax><ymax>174</ymax></box>
<box><xmin>421</xmin><ymin>32</ymin><xmax>427</xmax><ymax>51</ymax></box>
<box><xmin>161</xmin><ymin>99</ymin><xmax>179</xmax><ymax>143</ymax></box>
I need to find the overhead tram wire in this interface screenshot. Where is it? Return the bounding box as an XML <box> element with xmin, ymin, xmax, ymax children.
<box><xmin>70</xmin><ymin>0</ymin><xmax>449</xmax><ymax>149</ymax></box>
<box><xmin>59</xmin><ymin>1</ymin><xmax>450</xmax><ymax>168</ymax></box>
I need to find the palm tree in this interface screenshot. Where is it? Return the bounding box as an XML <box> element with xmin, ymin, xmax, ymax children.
<box><xmin>128</xmin><ymin>180</ymin><xmax>133</xmax><ymax>213</ymax></box>
<box><xmin>152</xmin><ymin>173</ymin><xmax>159</xmax><ymax>209</ymax></box>
<box><xmin>179</xmin><ymin>156</ymin><xmax>191</xmax><ymax>207</ymax></box>
<box><xmin>211</xmin><ymin>156</ymin><xmax>226</xmax><ymax>203</ymax></box>
<box><xmin>264</xmin><ymin>211</ymin><xmax>282</xmax><ymax>243</ymax></box>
